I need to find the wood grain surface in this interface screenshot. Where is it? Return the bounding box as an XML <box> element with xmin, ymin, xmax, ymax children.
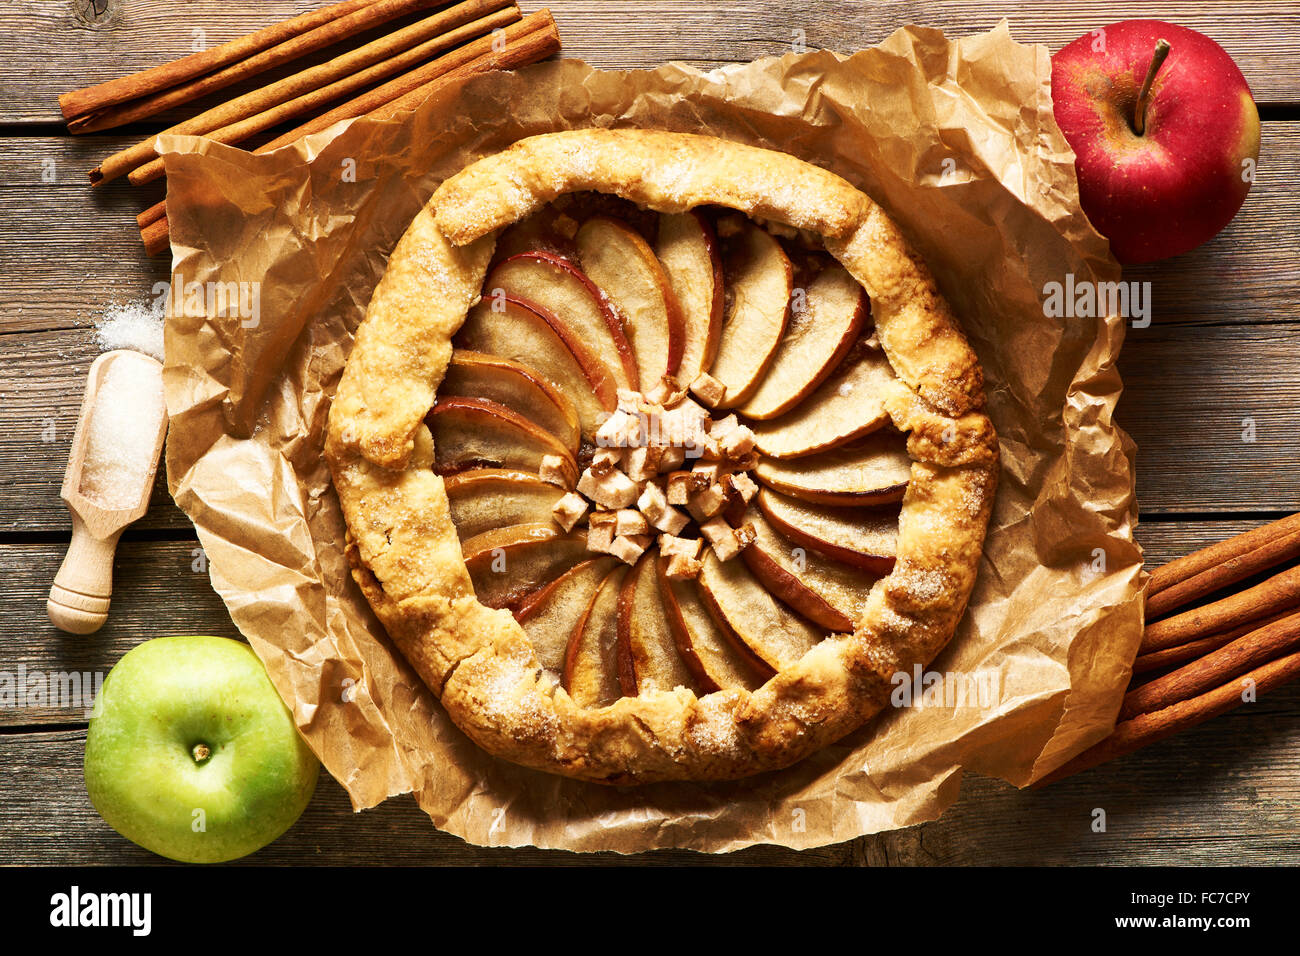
<box><xmin>1</xmin><ymin>0</ymin><xmax>1297</xmax><ymax>865</ymax></box>
<box><xmin>4</xmin><ymin>1</ymin><xmax>1299</xmax><ymax>123</ymax></box>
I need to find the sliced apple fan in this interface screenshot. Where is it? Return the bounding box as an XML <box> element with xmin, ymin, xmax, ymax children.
<box><xmin>432</xmin><ymin>197</ymin><xmax>908</xmax><ymax>702</ymax></box>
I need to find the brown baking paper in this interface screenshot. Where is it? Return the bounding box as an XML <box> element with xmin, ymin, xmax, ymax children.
<box><xmin>159</xmin><ymin>20</ymin><xmax>1143</xmax><ymax>852</ymax></box>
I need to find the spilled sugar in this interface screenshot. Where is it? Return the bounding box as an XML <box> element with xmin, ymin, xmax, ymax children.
<box><xmin>93</xmin><ymin>298</ymin><xmax>165</xmax><ymax>362</ymax></box>
<box><xmin>78</xmin><ymin>354</ymin><xmax>166</xmax><ymax>510</ymax></box>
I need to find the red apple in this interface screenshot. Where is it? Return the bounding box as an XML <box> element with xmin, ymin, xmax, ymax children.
<box><xmin>1051</xmin><ymin>20</ymin><xmax>1260</xmax><ymax>264</ymax></box>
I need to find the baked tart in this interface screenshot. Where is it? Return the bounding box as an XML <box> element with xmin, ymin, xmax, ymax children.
<box><xmin>326</xmin><ymin>129</ymin><xmax>998</xmax><ymax>784</ymax></box>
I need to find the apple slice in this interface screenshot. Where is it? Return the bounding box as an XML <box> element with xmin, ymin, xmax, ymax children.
<box><xmin>491</xmin><ymin>205</ymin><xmax>577</xmax><ymax>263</ymax></box>
<box><xmin>708</xmin><ymin>222</ymin><xmax>793</xmax><ymax>407</ymax></box>
<box><xmin>615</xmin><ymin>552</ymin><xmax>694</xmax><ymax>695</ymax></box>
<box><xmin>750</xmin><ymin>345</ymin><xmax>895</xmax><ymax>458</ymax></box>
<box><xmin>576</xmin><ymin>216</ymin><xmax>684</xmax><ymax>391</ymax></box>
<box><xmin>738</xmin><ymin>262</ymin><xmax>867</xmax><ymax>419</ymax></box>
<box><xmin>443</xmin><ymin>468</ymin><xmax>569</xmax><ymax>541</ymax></box>
<box><xmin>455</xmin><ymin>296</ymin><xmax>616</xmax><ymax>439</ymax></box>
<box><xmin>427</xmin><ymin>396</ymin><xmax>577</xmax><ymax>485</ymax></box>
<box><xmin>462</xmin><ymin>523</ymin><xmax>590</xmax><ymax>611</ymax></box>
<box><xmin>696</xmin><ymin>550</ymin><xmax>823</xmax><ymax>672</ymax></box>
<box><xmin>443</xmin><ymin>350</ymin><xmax>580</xmax><ymax>454</ymax></box>
<box><xmin>735</xmin><ymin>506</ymin><xmax>880</xmax><ymax>631</ymax></box>
<box><xmin>515</xmin><ymin>556</ymin><xmax>618</xmax><ymax>672</ymax></box>
<box><xmin>757</xmin><ymin>487</ymin><xmax>899</xmax><ymax>574</ymax></box>
<box><xmin>656</xmin><ymin>556</ymin><xmax>770</xmax><ymax>693</ymax></box>
<box><xmin>656</xmin><ymin>211</ymin><xmax>722</xmax><ymax>387</ymax></box>
<box><xmin>754</xmin><ymin>431</ymin><xmax>911</xmax><ymax>505</ymax></box>
<box><xmin>562</xmin><ymin>564</ymin><xmax>628</xmax><ymax>708</ymax></box>
<box><xmin>488</xmin><ymin>252</ymin><xmax>639</xmax><ymax>391</ymax></box>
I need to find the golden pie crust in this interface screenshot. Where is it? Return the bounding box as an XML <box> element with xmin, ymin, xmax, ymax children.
<box><xmin>326</xmin><ymin>129</ymin><xmax>998</xmax><ymax>784</ymax></box>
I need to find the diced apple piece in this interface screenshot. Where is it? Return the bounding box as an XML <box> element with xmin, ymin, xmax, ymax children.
<box><xmin>587</xmin><ymin>516</ymin><xmax>615</xmax><ymax>554</ymax></box>
<box><xmin>462</xmin><ymin>523</ymin><xmax>589</xmax><ymax>611</ymax></box>
<box><xmin>738</xmin><ymin>262</ymin><xmax>867</xmax><ymax>419</ymax></box>
<box><xmin>616</xmin><ymin>553</ymin><xmax>694</xmax><ymax>695</ymax></box>
<box><xmin>455</xmin><ymin>296</ymin><xmax>615</xmax><ymax>439</ymax></box>
<box><xmin>614</xmin><ymin>509</ymin><xmax>649</xmax><ymax>537</ymax></box>
<box><xmin>657</xmin><ymin>557</ymin><xmax>770</xmax><ymax>692</ymax></box>
<box><xmin>427</xmin><ymin>396</ymin><xmax>578</xmax><ymax>485</ymax></box>
<box><xmin>754</xmin><ymin>430</ymin><xmax>911</xmax><ymax>505</ymax></box>
<box><xmin>577</xmin><ymin>466</ymin><xmax>638</xmax><ymax>509</ymax></box>
<box><xmin>689</xmin><ymin>371</ymin><xmax>727</xmax><ymax>408</ymax></box>
<box><xmin>562</xmin><ymin>564</ymin><xmax>629</xmax><ymax>708</ymax></box>
<box><xmin>443</xmin><ymin>468</ymin><xmax>568</xmax><ymax>540</ymax></box>
<box><xmin>757</xmin><ymin>487</ymin><xmax>899</xmax><ymax>574</ymax></box>
<box><xmin>663</xmin><ymin>553</ymin><xmax>703</xmax><ymax>580</ymax></box>
<box><xmin>577</xmin><ymin>216</ymin><xmax>684</xmax><ymax>391</ymax></box>
<box><xmin>708</xmin><ymin>222</ymin><xmax>793</xmax><ymax>407</ymax></box>
<box><xmin>735</xmin><ymin>506</ymin><xmax>880</xmax><ymax>631</ymax></box>
<box><xmin>489</xmin><ymin>252</ymin><xmax>639</xmax><ymax>391</ymax></box>
<box><xmin>443</xmin><ymin>350</ymin><xmax>581</xmax><ymax>454</ymax></box>
<box><xmin>609</xmin><ymin>534</ymin><xmax>651</xmax><ymax>565</ymax></box>
<box><xmin>656</xmin><ymin>211</ymin><xmax>723</xmax><ymax>388</ymax></box>
<box><xmin>750</xmin><ymin>344</ymin><xmax>895</xmax><ymax>458</ymax></box>
<box><xmin>551</xmin><ymin>491</ymin><xmax>589</xmax><ymax>532</ymax></box>
<box><xmin>696</xmin><ymin>550</ymin><xmax>823</xmax><ymax>672</ymax></box>
<box><xmin>515</xmin><ymin>556</ymin><xmax>618</xmax><ymax>672</ymax></box>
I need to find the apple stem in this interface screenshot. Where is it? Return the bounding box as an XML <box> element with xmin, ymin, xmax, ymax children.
<box><xmin>191</xmin><ymin>742</ymin><xmax>212</xmax><ymax>764</ymax></box>
<box><xmin>1134</xmin><ymin>38</ymin><xmax>1172</xmax><ymax>136</ymax></box>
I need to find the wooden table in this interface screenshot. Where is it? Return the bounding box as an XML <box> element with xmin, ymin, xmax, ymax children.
<box><xmin>2</xmin><ymin>1</ymin><xmax>1297</xmax><ymax>866</ymax></box>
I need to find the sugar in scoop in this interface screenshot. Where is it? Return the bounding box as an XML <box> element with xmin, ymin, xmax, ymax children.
<box><xmin>79</xmin><ymin>354</ymin><xmax>166</xmax><ymax>509</ymax></box>
<box><xmin>48</xmin><ymin>350</ymin><xmax>169</xmax><ymax>634</ymax></box>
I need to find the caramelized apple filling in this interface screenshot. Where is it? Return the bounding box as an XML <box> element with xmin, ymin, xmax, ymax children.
<box><xmin>432</xmin><ymin>195</ymin><xmax>907</xmax><ymax>704</ymax></box>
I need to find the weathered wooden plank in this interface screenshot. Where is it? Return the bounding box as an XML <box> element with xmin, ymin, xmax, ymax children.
<box><xmin>0</xmin><ymin>728</ymin><xmax>861</xmax><ymax>864</ymax></box>
<box><xmin>1</xmin><ymin>685</ymin><xmax>1293</xmax><ymax>864</ymax></box>
<box><xmin>0</xmin><ymin>541</ymin><xmax>226</xmax><ymax>727</ymax></box>
<box><xmin>0</xmin><ymin>136</ymin><xmax>168</xmax><ymax>335</ymax></box>
<box><xmin>1119</xmin><ymin>324</ymin><xmax>1300</xmax><ymax>513</ymax></box>
<box><xmin>907</xmin><ymin>684</ymin><xmax>1300</xmax><ymax>866</ymax></box>
<box><xmin>4</xmin><ymin>1</ymin><xmax>1299</xmax><ymax>126</ymax></box>
<box><xmin>2</xmin><ymin>120</ymin><xmax>1295</xmax><ymax>336</ymax></box>
<box><xmin>0</xmin><ymin>519</ymin><xmax>1275</xmax><ymax>725</ymax></box>
<box><xmin>0</xmin><ymin>521</ymin><xmax>1294</xmax><ymax>862</ymax></box>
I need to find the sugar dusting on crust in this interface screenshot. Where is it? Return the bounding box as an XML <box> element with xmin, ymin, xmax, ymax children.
<box><xmin>686</xmin><ymin>694</ymin><xmax>745</xmax><ymax>755</ymax></box>
<box><xmin>475</xmin><ymin>649</ymin><xmax>559</xmax><ymax>741</ymax></box>
<box><xmin>893</xmin><ymin>562</ymin><xmax>948</xmax><ymax>605</ymax></box>
<box><xmin>957</xmin><ymin>467</ymin><xmax>994</xmax><ymax>518</ymax></box>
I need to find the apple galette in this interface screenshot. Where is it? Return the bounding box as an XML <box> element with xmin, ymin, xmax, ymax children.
<box><xmin>326</xmin><ymin>129</ymin><xmax>998</xmax><ymax>784</ymax></box>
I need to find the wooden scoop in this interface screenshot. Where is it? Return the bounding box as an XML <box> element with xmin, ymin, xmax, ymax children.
<box><xmin>48</xmin><ymin>350</ymin><xmax>168</xmax><ymax>634</ymax></box>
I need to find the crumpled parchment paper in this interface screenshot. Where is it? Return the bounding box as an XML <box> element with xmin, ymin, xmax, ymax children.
<box><xmin>159</xmin><ymin>20</ymin><xmax>1142</xmax><ymax>852</ymax></box>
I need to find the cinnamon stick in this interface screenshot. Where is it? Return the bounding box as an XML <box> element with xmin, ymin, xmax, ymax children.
<box><xmin>367</xmin><ymin>12</ymin><xmax>554</xmax><ymax>119</ymax></box>
<box><xmin>1139</xmin><ymin>563</ymin><xmax>1300</xmax><ymax>654</ymax></box>
<box><xmin>60</xmin><ymin>0</ymin><xmax>376</xmax><ymax>125</ymax></box>
<box><xmin>1148</xmin><ymin>512</ymin><xmax>1300</xmax><ymax>597</ymax></box>
<box><xmin>258</xmin><ymin>8</ymin><xmax>557</xmax><ymax>152</ymax></box>
<box><xmin>1121</xmin><ymin>610</ymin><xmax>1300</xmax><ymax>719</ymax></box>
<box><xmin>142</xmin><ymin>216</ymin><xmax>172</xmax><ymax>259</ymax></box>
<box><xmin>1131</xmin><ymin>607</ymin><xmax>1293</xmax><ymax>675</ymax></box>
<box><xmin>1145</xmin><ymin>526</ymin><xmax>1300</xmax><ymax>620</ymax></box>
<box><xmin>138</xmin><ymin>200</ymin><xmax>168</xmax><ymax>232</ymax></box>
<box><xmin>1035</xmin><ymin>648</ymin><xmax>1300</xmax><ymax>786</ymax></box>
<box><xmin>138</xmin><ymin>11</ymin><xmax>559</xmax><ymax>258</ymax></box>
<box><xmin>68</xmin><ymin>0</ymin><xmax>451</xmax><ymax>134</ymax></box>
<box><xmin>120</xmin><ymin>2</ymin><xmax>521</xmax><ymax>188</ymax></box>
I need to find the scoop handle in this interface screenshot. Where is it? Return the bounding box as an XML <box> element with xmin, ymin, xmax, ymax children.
<box><xmin>47</xmin><ymin>513</ymin><xmax>122</xmax><ymax>634</ymax></box>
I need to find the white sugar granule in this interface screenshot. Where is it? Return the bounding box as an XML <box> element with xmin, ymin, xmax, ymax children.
<box><xmin>93</xmin><ymin>298</ymin><xmax>165</xmax><ymax>362</ymax></box>
<box><xmin>78</xmin><ymin>355</ymin><xmax>166</xmax><ymax>510</ymax></box>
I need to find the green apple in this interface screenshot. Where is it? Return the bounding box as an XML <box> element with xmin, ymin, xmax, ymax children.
<box><xmin>84</xmin><ymin>635</ymin><xmax>319</xmax><ymax>863</ymax></box>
